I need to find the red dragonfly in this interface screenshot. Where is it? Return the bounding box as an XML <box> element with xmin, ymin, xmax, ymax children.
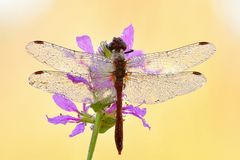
<box><xmin>27</xmin><ymin>38</ymin><xmax>215</xmax><ymax>154</ymax></box>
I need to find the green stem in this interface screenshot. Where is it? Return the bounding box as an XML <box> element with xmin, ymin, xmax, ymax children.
<box><xmin>87</xmin><ymin>111</ymin><xmax>103</xmax><ymax>160</ymax></box>
<box><xmin>81</xmin><ymin>116</ymin><xmax>95</xmax><ymax>124</ymax></box>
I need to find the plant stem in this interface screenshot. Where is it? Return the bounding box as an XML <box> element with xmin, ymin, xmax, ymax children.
<box><xmin>87</xmin><ymin>111</ymin><xmax>102</xmax><ymax>160</ymax></box>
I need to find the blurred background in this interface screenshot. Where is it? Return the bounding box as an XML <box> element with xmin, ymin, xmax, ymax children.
<box><xmin>0</xmin><ymin>0</ymin><xmax>240</xmax><ymax>159</ymax></box>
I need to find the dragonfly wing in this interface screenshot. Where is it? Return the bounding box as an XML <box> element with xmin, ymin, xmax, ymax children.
<box><xmin>124</xmin><ymin>71</ymin><xmax>206</xmax><ymax>104</ymax></box>
<box><xmin>28</xmin><ymin>71</ymin><xmax>116</xmax><ymax>103</ymax></box>
<box><xmin>26</xmin><ymin>41</ymin><xmax>112</xmax><ymax>75</ymax></box>
<box><xmin>127</xmin><ymin>42</ymin><xmax>216</xmax><ymax>74</ymax></box>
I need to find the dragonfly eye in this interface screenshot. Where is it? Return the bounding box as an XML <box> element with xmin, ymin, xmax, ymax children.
<box><xmin>108</xmin><ymin>37</ymin><xmax>127</xmax><ymax>52</ymax></box>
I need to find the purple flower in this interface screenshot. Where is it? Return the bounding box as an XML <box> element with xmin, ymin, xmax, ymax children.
<box><xmin>48</xmin><ymin>25</ymin><xmax>151</xmax><ymax>138</ymax></box>
<box><xmin>75</xmin><ymin>24</ymin><xmax>150</xmax><ymax>129</ymax></box>
<box><xmin>47</xmin><ymin>94</ymin><xmax>91</xmax><ymax>137</ymax></box>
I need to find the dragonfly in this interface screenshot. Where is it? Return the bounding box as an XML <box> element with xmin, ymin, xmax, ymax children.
<box><xmin>26</xmin><ymin>38</ymin><xmax>216</xmax><ymax>154</ymax></box>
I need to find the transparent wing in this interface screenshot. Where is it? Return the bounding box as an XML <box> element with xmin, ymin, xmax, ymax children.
<box><xmin>28</xmin><ymin>70</ymin><xmax>116</xmax><ymax>103</ymax></box>
<box><xmin>26</xmin><ymin>41</ymin><xmax>113</xmax><ymax>75</ymax></box>
<box><xmin>124</xmin><ymin>71</ymin><xmax>206</xmax><ymax>104</ymax></box>
<box><xmin>127</xmin><ymin>42</ymin><xmax>216</xmax><ymax>74</ymax></box>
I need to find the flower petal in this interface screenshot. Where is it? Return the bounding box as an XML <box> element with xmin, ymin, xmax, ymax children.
<box><xmin>47</xmin><ymin>115</ymin><xmax>80</xmax><ymax>125</ymax></box>
<box><xmin>52</xmin><ymin>94</ymin><xmax>79</xmax><ymax>113</ymax></box>
<box><xmin>123</xmin><ymin>105</ymin><xmax>146</xmax><ymax>117</ymax></box>
<box><xmin>123</xmin><ymin>104</ymin><xmax>150</xmax><ymax>129</ymax></box>
<box><xmin>76</xmin><ymin>35</ymin><xmax>94</xmax><ymax>53</ymax></box>
<box><xmin>67</xmin><ymin>73</ymin><xmax>89</xmax><ymax>86</ymax></box>
<box><xmin>69</xmin><ymin>123</ymin><xmax>85</xmax><ymax>137</ymax></box>
<box><xmin>106</xmin><ymin>103</ymin><xmax>117</xmax><ymax>113</ymax></box>
<box><xmin>123</xmin><ymin>112</ymin><xmax>150</xmax><ymax>129</ymax></box>
<box><xmin>121</xmin><ymin>24</ymin><xmax>134</xmax><ymax>50</ymax></box>
<box><xmin>137</xmin><ymin>115</ymin><xmax>151</xmax><ymax>129</ymax></box>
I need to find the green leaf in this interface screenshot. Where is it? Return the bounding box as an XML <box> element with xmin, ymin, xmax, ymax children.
<box><xmin>100</xmin><ymin>41</ymin><xmax>111</xmax><ymax>58</ymax></box>
<box><xmin>99</xmin><ymin>114</ymin><xmax>116</xmax><ymax>133</ymax></box>
<box><xmin>91</xmin><ymin>97</ymin><xmax>113</xmax><ymax>112</ymax></box>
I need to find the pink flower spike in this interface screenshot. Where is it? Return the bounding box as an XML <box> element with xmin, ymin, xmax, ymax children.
<box><xmin>69</xmin><ymin>123</ymin><xmax>85</xmax><ymax>137</ymax></box>
<box><xmin>121</xmin><ymin>24</ymin><xmax>134</xmax><ymax>51</ymax></box>
<box><xmin>47</xmin><ymin>115</ymin><xmax>80</xmax><ymax>125</ymax></box>
<box><xmin>52</xmin><ymin>94</ymin><xmax>79</xmax><ymax>113</ymax></box>
<box><xmin>76</xmin><ymin>35</ymin><xmax>94</xmax><ymax>53</ymax></box>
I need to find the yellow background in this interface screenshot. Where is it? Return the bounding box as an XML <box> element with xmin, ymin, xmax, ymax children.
<box><xmin>1</xmin><ymin>0</ymin><xmax>240</xmax><ymax>159</ymax></box>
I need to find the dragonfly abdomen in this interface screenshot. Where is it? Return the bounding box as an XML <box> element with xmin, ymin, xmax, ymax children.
<box><xmin>113</xmin><ymin>56</ymin><xmax>127</xmax><ymax>155</ymax></box>
<box><xmin>114</xmin><ymin>79</ymin><xmax>124</xmax><ymax>155</ymax></box>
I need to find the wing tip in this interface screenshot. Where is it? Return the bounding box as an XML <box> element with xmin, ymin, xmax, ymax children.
<box><xmin>198</xmin><ymin>41</ymin><xmax>216</xmax><ymax>54</ymax></box>
<box><xmin>25</xmin><ymin>40</ymin><xmax>45</xmax><ymax>51</ymax></box>
<box><xmin>25</xmin><ymin>41</ymin><xmax>32</xmax><ymax>51</ymax></box>
<box><xmin>192</xmin><ymin>71</ymin><xmax>207</xmax><ymax>84</ymax></box>
<box><xmin>28</xmin><ymin>70</ymin><xmax>46</xmax><ymax>83</ymax></box>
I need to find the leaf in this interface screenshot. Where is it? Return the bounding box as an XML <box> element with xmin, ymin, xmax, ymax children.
<box><xmin>100</xmin><ymin>41</ymin><xmax>112</xmax><ymax>58</ymax></box>
<box><xmin>99</xmin><ymin>114</ymin><xmax>116</xmax><ymax>133</ymax></box>
<box><xmin>91</xmin><ymin>97</ymin><xmax>113</xmax><ymax>112</ymax></box>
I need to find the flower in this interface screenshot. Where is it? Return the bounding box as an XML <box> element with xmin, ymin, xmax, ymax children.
<box><xmin>47</xmin><ymin>94</ymin><xmax>94</xmax><ymax>137</ymax></box>
<box><xmin>48</xmin><ymin>24</ymin><xmax>150</xmax><ymax>137</ymax></box>
<box><xmin>75</xmin><ymin>24</ymin><xmax>150</xmax><ymax>127</ymax></box>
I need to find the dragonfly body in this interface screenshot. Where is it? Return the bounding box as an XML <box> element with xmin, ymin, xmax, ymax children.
<box><xmin>109</xmin><ymin>37</ymin><xmax>128</xmax><ymax>154</ymax></box>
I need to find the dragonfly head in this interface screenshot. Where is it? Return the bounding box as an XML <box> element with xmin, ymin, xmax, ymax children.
<box><xmin>108</xmin><ymin>37</ymin><xmax>127</xmax><ymax>52</ymax></box>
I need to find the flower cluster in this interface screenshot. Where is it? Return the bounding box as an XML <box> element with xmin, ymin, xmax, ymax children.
<box><xmin>46</xmin><ymin>24</ymin><xmax>150</xmax><ymax>137</ymax></box>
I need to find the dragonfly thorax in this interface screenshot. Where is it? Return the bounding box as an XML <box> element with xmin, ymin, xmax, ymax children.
<box><xmin>113</xmin><ymin>57</ymin><xmax>126</xmax><ymax>80</ymax></box>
